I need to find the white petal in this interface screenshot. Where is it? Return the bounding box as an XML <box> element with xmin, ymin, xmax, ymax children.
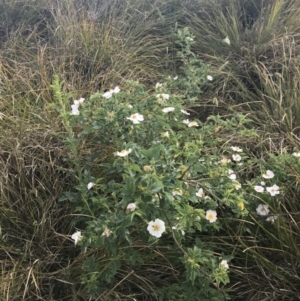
<box><xmin>103</xmin><ymin>91</ymin><xmax>113</xmax><ymax>99</ymax></box>
<box><xmin>87</xmin><ymin>182</ymin><xmax>94</xmax><ymax>190</ymax></box>
<box><xmin>113</xmin><ymin>86</ymin><xmax>120</xmax><ymax>93</ymax></box>
<box><xmin>223</xmin><ymin>36</ymin><xmax>230</xmax><ymax>45</ymax></box>
<box><xmin>162</xmin><ymin>107</ymin><xmax>175</xmax><ymax>113</ymax></box>
<box><xmin>180</xmin><ymin>109</ymin><xmax>190</xmax><ymax>115</ymax></box>
<box><xmin>262</xmin><ymin>170</ymin><xmax>274</xmax><ymax>179</ymax></box>
<box><xmin>126</xmin><ymin>203</ymin><xmax>136</xmax><ymax>211</ymax></box>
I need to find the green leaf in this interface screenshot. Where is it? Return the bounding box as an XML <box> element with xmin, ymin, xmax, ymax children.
<box><xmin>148</xmin><ymin>145</ymin><xmax>161</xmax><ymax>160</ymax></box>
<box><xmin>192</xmin><ymin>162</ymin><xmax>206</xmax><ymax>173</ymax></box>
<box><xmin>162</xmin><ymin>176</ymin><xmax>175</xmax><ymax>188</ymax></box>
<box><xmin>124</xmin><ymin>177</ymin><xmax>136</xmax><ymax>195</ymax></box>
<box><xmin>149</xmin><ymin>182</ymin><xmax>163</xmax><ymax>193</ymax></box>
<box><xmin>164</xmin><ymin>192</ymin><xmax>174</xmax><ymax>202</ymax></box>
<box><xmin>127</xmin><ymin>164</ymin><xmax>142</xmax><ymax>173</ymax></box>
<box><xmin>83</xmin><ymin>256</ymin><xmax>98</xmax><ymax>272</ymax></box>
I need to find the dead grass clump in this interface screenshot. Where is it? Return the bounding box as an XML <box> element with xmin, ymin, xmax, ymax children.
<box><xmin>0</xmin><ymin>122</ymin><xmax>80</xmax><ymax>300</ymax></box>
<box><xmin>182</xmin><ymin>0</ymin><xmax>300</xmax><ymax>135</ymax></box>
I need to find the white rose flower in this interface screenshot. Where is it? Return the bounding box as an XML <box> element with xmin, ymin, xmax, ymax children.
<box><xmin>156</xmin><ymin>93</ymin><xmax>169</xmax><ymax>100</ymax></box>
<box><xmin>266</xmin><ymin>184</ymin><xmax>280</xmax><ymax>196</ymax></box>
<box><xmin>231</xmin><ymin>146</ymin><xmax>243</xmax><ymax>152</ymax></box>
<box><xmin>254</xmin><ymin>185</ymin><xmax>264</xmax><ymax>193</ymax></box>
<box><xmin>71</xmin><ymin>104</ymin><xmax>80</xmax><ymax>115</ymax></box>
<box><xmin>116</xmin><ymin>149</ymin><xmax>132</xmax><ymax>157</ymax></box>
<box><xmin>71</xmin><ymin>231</ymin><xmax>82</xmax><ymax>245</ymax></box>
<box><xmin>220</xmin><ymin>260</ymin><xmax>229</xmax><ymax>270</ymax></box>
<box><xmin>126</xmin><ymin>203</ymin><xmax>136</xmax><ymax>212</ymax></box>
<box><xmin>228</xmin><ymin>173</ymin><xmax>237</xmax><ymax>180</ymax></box>
<box><xmin>232</xmin><ymin>154</ymin><xmax>242</xmax><ymax>162</ymax></box>
<box><xmin>205</xmin><ymin>210</ymin><xmax>217</xmax><ymax>223</ymax></box>
<box><xmin>162</xmin><ymin>107</ymin><xmax>175</xmax><ymax>113</ymax></box>
<box><xmin>162</xmin><ymin>131</ymin><xmax>170</xmax><ymax>138</ymax></box>
<box><xmin>147</xmin><ymin>219</ymin><xmax>166</xmax><ymax>238</ymax></box>
<box><xmin>180</xmin><ymin>109</ymin><xmax>190</xmax><ymax>115</ymax></box>
<box><xmin>103</xmin><ymin>90</ymin><xmax>113</xmax><ymax>99</ymax></box>
<box><xmin>188</xmin><ymin>121</ymin><xmax>199</xmax><ymax>127</ymax></box>
<box><xmin>102</xmin><ymin>228</ymin><xmax>111</xmax><ymax>237</ymax></box>
<box><xmin>223</xmin><ymin>36</ymin><xmax>231</xmax><ymax>45</ymax></box>
<box><xmin>113</xmin><ymin>86</ymin><xmax>120</xmax><ymax>93</ymax></box>
<box><xmin>196</xmin><ymin>188</ymin><xmax>204</xmax><ymax>198</ymax></box>
<box><xmin>87</xmin><ymin>182</ymin><xmax>94</xmax><ymax>190</ymax></box>
<box><xmin>126</xmin><ymin>113</ymin><xmax>144</xmax><ymax>124</ymax></box>
<box><xmin>256</xmin><ymin>204</ymin><xmax>269</xmax><ymax>216</ymax></box>
<box><xmin>266</xmin><ymin>215</ymin><xmax>278</xmax><ymax>223</ymax></box>
<box><xmin>262</xmin><ymin>170</ymin><xmax>274</xmax><ymax>179</ymax></box>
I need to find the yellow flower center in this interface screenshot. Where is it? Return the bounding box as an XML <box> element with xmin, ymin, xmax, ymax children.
<box><xmin>207</xmin><ymin>213</ymin><xmax>214</xmax><ymax>220</ymax></box>
<box><xmin>153</xmin><ymin>224</ymin><xmax>160</xmax><ymax>231</ymax></box>
<box><xmin>238</xmin><ymin>202</ymin><xmax>245</xmax><ymax>210</ymax></box>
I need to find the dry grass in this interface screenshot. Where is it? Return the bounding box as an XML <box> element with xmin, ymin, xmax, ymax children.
<box><xmin>0</xmin><ymin>126</ymin><xmax>75</xmax><ymax>300</ymax></box>
<box><xmin>182</xmin><ymin>0</ymin><xmax>300</xmax><ymax>135</ymax></box>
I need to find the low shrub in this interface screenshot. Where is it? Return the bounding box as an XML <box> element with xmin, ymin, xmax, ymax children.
<box><xmin>52</xmin><ymin>28</ymin><xmax>300</xmax><ymax>300</ymax></box>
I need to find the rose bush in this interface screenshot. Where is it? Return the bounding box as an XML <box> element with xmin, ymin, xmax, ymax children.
<box><xmin>52</xmin><ymin>28</ymin><xmax>297</xmax><ymax>300</ymax></box>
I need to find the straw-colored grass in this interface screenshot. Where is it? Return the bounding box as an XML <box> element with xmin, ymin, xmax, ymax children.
<box><xmin>182</xmin><ymin>0</ymin><xmax>300</xmax><ymax>135</ymax></box>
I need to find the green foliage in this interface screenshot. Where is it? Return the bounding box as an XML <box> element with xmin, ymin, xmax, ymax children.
<box><xmin>51</xmin><ymin>22</ymin><xmax>300</xmax><ymax>298</ymax></box>
<box><xmin>52</xmin><ymin>28</ymin><xmax>265</xmax><ymax>300</ymax></box>
<box><xmin>171</xmin><ymin>27</ymin><xmax>209</xmax><ymax>99</ymax></box>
